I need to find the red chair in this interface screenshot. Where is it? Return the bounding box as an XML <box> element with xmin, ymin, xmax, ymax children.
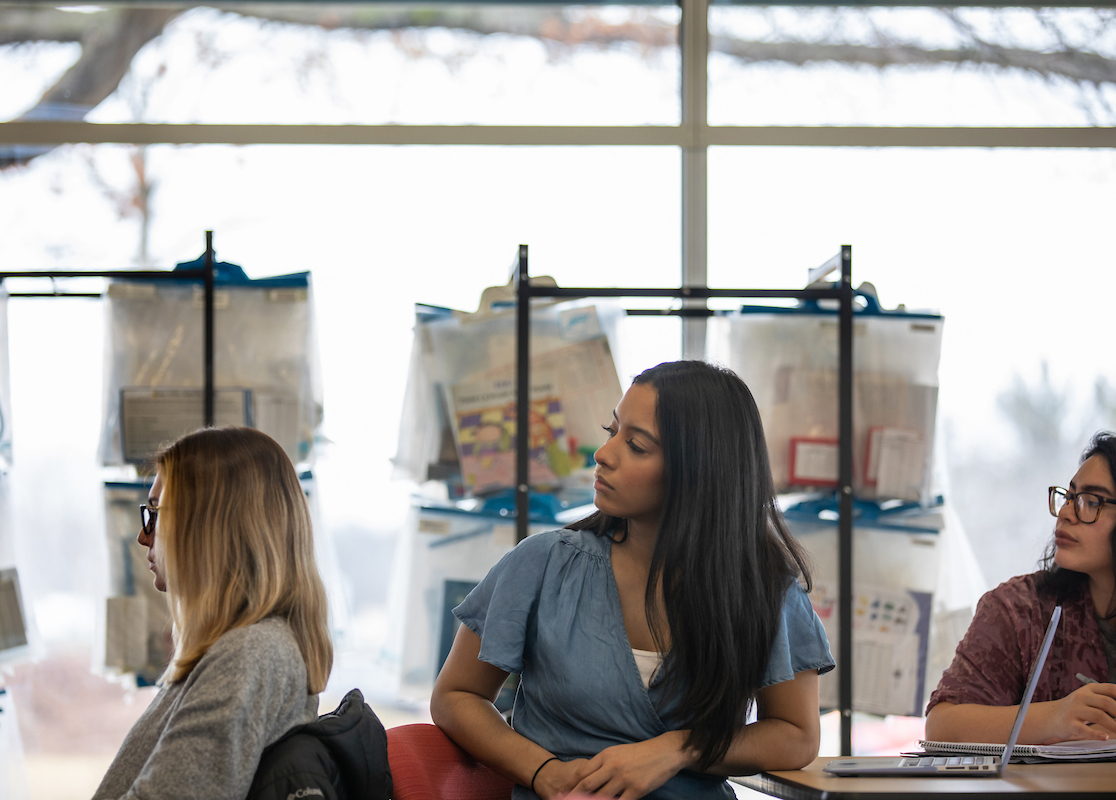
<box><xmin>387</xmin><ymin>723</ymin><xmax>514</xmax><ymax>800</ymax></box>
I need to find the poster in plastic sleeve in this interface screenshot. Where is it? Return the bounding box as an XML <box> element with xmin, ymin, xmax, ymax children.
<box><xmin>449</xmin><ymin>373</ymin><xmax>571</xmax><ymax>494</ymax></box>
<box><xmin>811</xmin><ymin>582</ymin><xmax>932</xmax><ymax>718</ymax></box>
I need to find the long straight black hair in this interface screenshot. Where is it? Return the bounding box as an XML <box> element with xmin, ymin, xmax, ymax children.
<box><xmin>567</xmin><ymin>360</ymin><xmax>812</xmax><ymax>769</ymax></box>
<box><xmin>1038</xmin><ymin>430</ymin><xmax>1116</xmax><ymax>618</ymax></box>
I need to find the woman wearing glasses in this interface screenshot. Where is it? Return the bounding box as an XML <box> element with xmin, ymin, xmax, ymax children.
<box><xmin>94</xmin><ymin>426</ymin><xmax>332</xmax><ymax>800</ymax></box>
<box><xmin>925</xmin><ymin>431</ymin><xmax>1116</xmax><ymax>745</ymax></box>
<box><xmin>431</xmin><ymin>361</ymin><xmax>833</xmax><ymax>799</ymax></box>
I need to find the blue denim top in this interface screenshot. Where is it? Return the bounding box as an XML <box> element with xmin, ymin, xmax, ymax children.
<box><xmin>454</xmin><ymin>528</ymin><xmax>835</xmax><ymax>800</ymax></box>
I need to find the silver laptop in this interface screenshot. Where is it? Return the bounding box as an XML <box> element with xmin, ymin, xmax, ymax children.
<box><xmin>824</xmin><ymin>604</ymin><xmax>1062</xmax><ymax>777</ymax></box>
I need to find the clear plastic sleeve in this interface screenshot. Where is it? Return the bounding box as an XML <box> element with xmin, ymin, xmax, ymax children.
<box><xmin>100</xmin><ymin>482</ymin><xmax>173</xmax><ymax>684</ymax></box>
<box><xmin>98</xmin><ymin>474</ymin><xmax>346</xmax><ymax>683</ymax></box>
<box><xmin>99</xmin><ymin>261</ymin><xmax>323</xmax><ymax>468</ymax></box>
<box><xmin>0</xmin><ymin>288</ymin><xmax>12</xmax><ymax>470</ymax></box>
<box><xmin>392</xmin><ymin>299</ymin><xmax>625</xmax><ymax>497</ymax></box>
<box><xmin>383</xmin><ymin>504</ymin><xmax>560</xmax><ymax>703</ymax></box>
<box><xmin>708</xmin><ymin>295</ymin><xmax>944</xmax><ymax>503</ymax></box>
<box><xmin>789</xmin><ymin>500</ymin><xmax>984</xmax><ymax>717</ymax></box>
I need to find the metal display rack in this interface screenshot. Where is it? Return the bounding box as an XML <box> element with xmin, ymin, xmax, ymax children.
<box><xmin>511</xmin><ymin>243</ymin><xmax>858</xmax><ymax>755</ymax></box>
<box><xmin>1</xmin><ymin>230</ymin><xmax>219</xmax><ymax>426</ymax></box>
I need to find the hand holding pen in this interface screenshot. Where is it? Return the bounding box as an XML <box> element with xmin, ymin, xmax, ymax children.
<box><xmin>1040</xmin><ymin>673</ymin><xmax>1116</xmax><ymax>742</ymax></box>
<box><xmin>1076</xmin><ymin>672</ymin><xmax>1116</xmax><ymax>720</ymax></box>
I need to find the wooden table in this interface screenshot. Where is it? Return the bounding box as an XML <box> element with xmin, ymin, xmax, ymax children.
<box><xmin>732</xmin><ymin>756</ymin><xmax>1116</xmax><ymax>799</ymax></box>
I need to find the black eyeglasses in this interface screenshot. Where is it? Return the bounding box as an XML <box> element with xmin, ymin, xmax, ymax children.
<box><xmin>1048</xmin><ymin>486</ymin><xmax>1116</xmax><ymax>524</ymax></box>
<box><xmin>139</xmin><ymin>504</ymin><xmax>160</xmax><ymax>537</ymax></box>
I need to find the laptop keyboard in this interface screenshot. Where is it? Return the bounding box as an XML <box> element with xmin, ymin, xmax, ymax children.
<box><xmin>900</xmin><ymin>756</ymin><xmax>985</xmax><ymax>767</ymax></box>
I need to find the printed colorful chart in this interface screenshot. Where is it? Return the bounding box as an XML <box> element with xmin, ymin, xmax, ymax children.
<box><xmin>452</xmin><ymin>377</ymin><xmax>571</xmax><ymax>494</ymax></box>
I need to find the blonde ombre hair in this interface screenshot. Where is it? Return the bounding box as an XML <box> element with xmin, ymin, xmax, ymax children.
<box><xmin>155</xmin><ymin>426</ymin><xmax>332</xmax><ymax>692</ymax></box>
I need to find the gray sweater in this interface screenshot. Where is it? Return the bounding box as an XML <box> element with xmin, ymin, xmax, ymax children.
<box><xmin>94</xmin><ymin>617</ymin><xmax>319</xmax><ymax>800</ymax></box>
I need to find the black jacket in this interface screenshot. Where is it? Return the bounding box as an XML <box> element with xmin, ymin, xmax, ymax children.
<box><xmin>246</xmin><ymin>688</ymin><xmax>392</xmax><ymax>800</ymax></box>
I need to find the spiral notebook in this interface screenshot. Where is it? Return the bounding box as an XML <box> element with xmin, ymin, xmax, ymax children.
<box><xmin>918</xmin><ymin>737</ymin><xmax>1116</xmax><ymax>762</ymax></box>
<box><xmin>824</xmin><ymin>604</ymin><xmax>1062</xmax><ymax>777</ymax></box>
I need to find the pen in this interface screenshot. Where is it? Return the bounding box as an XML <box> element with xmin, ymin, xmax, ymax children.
<box><xmin>1077</xmin><ymin>672</ymin><xmax>1099</xmax><ymax>685</ymax></box>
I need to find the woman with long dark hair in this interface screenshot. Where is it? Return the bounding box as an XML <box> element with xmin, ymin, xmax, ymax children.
<box><xmin>431</xmin><ymin>360</ymin><xmax>833</xmax><ymax>799</ymax></box>
<box><xmin>925</xmin><ymin>431</ymin><xmax>1116</xmax><ymax>745</ymax></box>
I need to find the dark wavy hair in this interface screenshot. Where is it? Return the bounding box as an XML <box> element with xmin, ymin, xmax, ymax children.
<box><xmin>567</xmin><ymin>360</ymin><xmax>812</xmax><ymax>769</ymax></box>
<box><xmin>1037</xmin><ymin>430</ymin><xmax>1116</xmax><ymax>618</ymax></box>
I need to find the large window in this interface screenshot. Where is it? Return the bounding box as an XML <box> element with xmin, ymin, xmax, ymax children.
<box><xmin>708</xmin><ymin>6</ymin><xmax>1116</xmax><ymax>126</ymax></box>
<box><xmin>2</xmin><ymin>4</ymin><xmax>1115</xmax><ymax>796</ymax></box>
<box><xmin>2</xmin><ymin>5</ymin><xmax>682</xmax><ymax>126</ymax></box>
<box><xmin>707</xmin><ymin>144</ymin><xmax>1116</xmax><ymax>582</ymax></box>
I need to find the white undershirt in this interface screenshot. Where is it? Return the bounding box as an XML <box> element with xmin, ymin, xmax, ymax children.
<box><xmin>632</xmin><ymin>647</ymin><xmax>664</xmax><ymax>689</ymax></box>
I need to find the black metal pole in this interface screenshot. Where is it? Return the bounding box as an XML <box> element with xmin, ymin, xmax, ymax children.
<box><xmin>519</xmin><ymin>286</ymin><xmax>839</xmax><ymax>301</ymax></box>
<box><xmin>838</xmin><ymin>244</ymin><xmax>854</xmax><ymax>756</ymax></box>
<box><xmin>510</xmin><ymin>245</ymin><xmax>860</xmax><ymax>732</ymax></box>
<box><xmin>203</xmin><ymin>231</ymin><xmax>216</xmax><ymax>428</ymax></box>
<box><xmin>515</xmin><ymin>244</ymin><xmax>530</xmax><ymax>544</ymax></box>
<box><xmin>0</xmin><ymin>270</ymin><xmax>204</xmax><ymax>280</ymax></box>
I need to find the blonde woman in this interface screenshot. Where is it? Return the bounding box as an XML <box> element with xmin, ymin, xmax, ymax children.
<box><xmin>94</xmin><ymin>426</ymin><xmax>333</xmax><ymax>800</ymax></box>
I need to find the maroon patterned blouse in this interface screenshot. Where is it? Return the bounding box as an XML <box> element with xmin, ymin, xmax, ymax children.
<box><xmin>926</xmin><ymin>572</ymin><xmax>1107</xmax><ymax>714</ymax></box>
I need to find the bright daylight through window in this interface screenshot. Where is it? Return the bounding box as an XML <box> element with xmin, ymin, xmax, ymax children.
<box><xmin>0</xmin><ymin>3</ymin><xmax>1114</xmax><ymax>798</ymax></box>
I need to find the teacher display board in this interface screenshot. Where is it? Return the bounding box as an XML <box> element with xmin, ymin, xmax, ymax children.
<box><xmin>393</xmin><ymin>297</ymin><xmax>624</xmax><ymax>498</ymax></box>
<box><xmin>708</xmin><ymin>289</ymin><xmax>943</xmax><ymax>504</ymax></box>
<box><xmin>99</xmin><ymin>256</ymin><xmax>323</xmax><ymax>468</ymax></box>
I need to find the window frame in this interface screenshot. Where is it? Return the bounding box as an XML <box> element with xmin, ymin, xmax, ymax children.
<box><xmin>3</xmin><ymin>0</ymin><xmax>1113</xmax><ymax>358</ymax></box>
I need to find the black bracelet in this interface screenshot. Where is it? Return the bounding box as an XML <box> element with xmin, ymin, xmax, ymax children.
<box><xmin>530</xmin><ymin>756</ymin><xmax>560</xmax><ymax>794</ymax></box>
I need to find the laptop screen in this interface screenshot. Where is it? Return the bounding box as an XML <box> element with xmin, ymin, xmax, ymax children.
<box><xmin>999</xmin><ymin>604</ymin><xmax>1062</xmax><ymax>770</ymax></box>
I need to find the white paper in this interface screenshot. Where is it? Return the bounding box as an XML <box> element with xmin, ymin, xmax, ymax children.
<box><xmin>120</xmin><ymin>387</ymin><xmax>250</xmax><ymax>462</ymax></box>
<box><xmin>875</xmin><ymin>429</ymin><xmax>926</xmax><ymax>500</ymax></box>
<box><xmin>790</xmin><ymin>439</ymin><xmax>838</xmax><ymax>484</ymax></box>
<box><xmin>0</xmin><ymin>570</ymin><xmax>27</xmax><ymax>653</ymax></box>
<box><xmin>105</xmin><ymin>595</ymin><xmax>148</xmax><ymax>671</ymax></box>
<box><xmin>253</xmin><ymin>389</ymin><xmax>302</xmax><ymax>465</ymax></box>
<box><xmin>813</xmin><ymin>582</ymin><xmax>931</xmax><ymax>717</ymax></box>
<box><xmin>558</xmin><ymin>305</ymin><xmax>603</xmax><ymax>341</ymax></box>
<box><xmin>492</xmin><ymin>523</ymin><xmax>517</xmax><ymax>548</ymax></box>
<box><xmin>0</xmin><ymin>689</ymin><xmax>31</xmax><ymax>800</ymax></box>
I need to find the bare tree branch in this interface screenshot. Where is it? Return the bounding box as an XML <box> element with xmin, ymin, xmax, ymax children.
<box><xmin>712</xmin><ymin>36</ymin><xmax>1116</xmax><ymax>85</ymax></box>
<box><xmin>34</xmin><ymin>8</ymin><xmax>183</xmax><ymax>113</ymax></box>
<box><xmin>0</xmin><ymin>6</ymin><xmax>92</xmax><ymax>45</ymax></box>
<box><xmin>227</xmin><ymin>5</ymin><xmax>1116</xmax><ymax>86</ymax></box>
<box><xmin>2</xmin><ymin>8</ymin><xmax>182</xmax><ymax>166</ymax></box>
<box><xmin>3</xmin><ymin>3</ymin><xmax>1116</xmax><ymax>167</ymax></box>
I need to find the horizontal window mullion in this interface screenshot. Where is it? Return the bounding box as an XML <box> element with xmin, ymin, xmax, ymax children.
<box><xmin>2</xmin><ymin>121</ymin><xmax>1115</xmax><ymax>148</ymax></box>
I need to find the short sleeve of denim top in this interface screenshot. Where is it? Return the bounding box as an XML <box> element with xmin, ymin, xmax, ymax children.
<box><xmin>453</xmin><ymin>528</ymin><xmax>835</xmax><ymax>800</ymax></box>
